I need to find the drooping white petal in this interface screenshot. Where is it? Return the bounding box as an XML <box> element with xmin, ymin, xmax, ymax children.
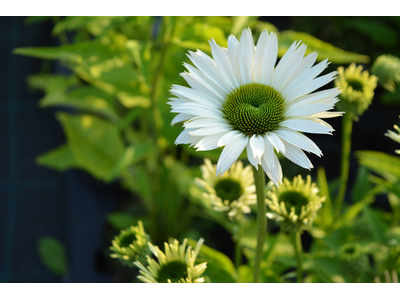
<box><xmin>238</xmin><ymin>28</ymin><xmax>254</xmax><ymax>84</ymax></box>
<box><xmin>216</xmin><ymin>134</ymin><xmax>249</xmax><ymax>176</ymax></box>
<box><xmin>266</xmin><ymin>132</ymin><xmax>286</xmax><ymax>154</ymax></box>
<box><xmin>249</xmin><ymin>134</ymin><xmax>265</xmax><ymax>160</ymax></box>
<box><xmin>195</xmin><ymin>132</ymin><xmax>226</xmax><ymax>151</ymax></box>
<box><xmin>187</xmin><ymin>50</ymin><xmax>232</xmax><ymax>94</ymax></box>
<box><xmin>280</xmin><ymin>118</ymin><xmax>333</xmax><ymax>135</ymax></box>
<box><xmin>281</xmin><ymin>140</ymin><xmax>314</xmax><ymax>170</ymax></box>
<box><xmin>209</xmin><ymin>39</ymin><xmax>239</xmax><ymax>89</ymax></box>
<box><xmin>246</xmin><ymin>143</ymin><xmax>260</xmax><ymax>169</ymax></box>
<box><xmin>175</xmin><ymin>128</ymin><xmax>192</xmax><ymax>145</ymax></box>
<box><xmin>311</xmin><ymin>111</ymin><xmax>344</xmax><ymax>118</ymax></box>
<box><xmin>218</xmin><ymin>130</ymin><xmax>243</xmax><ymax>147</ymax></box>
<box><xmin>261</xmin><ymin>150</ymin><xmax>282</xmax><ymax>187</ymax></box>
<box><xmin>285</xmin><ymin>103</ymin><xmax>336</xmax><ymax>117</ymax></box>
<box><xmin>263</xmin><ymin>135</ymin><xmax>276</xmax><ymax>169</ymax></box>
<box><xmin>274</xmin><ymin>127</ymin><xmax>322</xmax><ymax>156</ymax></box>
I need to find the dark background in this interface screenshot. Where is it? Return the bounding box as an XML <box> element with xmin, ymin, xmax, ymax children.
<box><xmin>0</xmin><ymin>16</ymin><xmax>399</xmax><ymax>282</ymax></box>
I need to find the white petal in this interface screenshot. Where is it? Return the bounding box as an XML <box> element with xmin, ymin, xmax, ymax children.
<box><xmin>187</xmin><ymin>50</ymin><xmax>232</xmax><ymax>94</ymax></box>
<box><xmin>254</xmin><ymin>30</ymin><xmax>269</xmax><ymax>83</ymax></box>
<box><xmin>285</xmin><ymin>103</ymin><xmax>336</xmax><ymax>117</ymax></box>
<box><xmin>218</xmin><ymin>130</ymin><xmax>242</xmax><ymax>147</ymax></box>
<box><xmin>195</xmin><ymin>132</ymin><xmax>226</xmax><ymax>151</ymax></box>
<box><xmin>189</xmin><ymin>124</ymin><xmax>232</xmax><ymax>136</ymax></box>
<box><xmin>262</xmin><ymin>32</ymin><xmax>278</xmax><ymax>85</ymax></box>
<box><xmin>269</xmin><ymin>41</ymin><xmax>299</xmax><ymax>88</ymax></box>
<box><xmin>209</xmin><ymin>39</ymin><xmax>239</xmax><ymax>89</ymax></box>
<box><xmin>171</xmin><ymin>103</ymin><xmax>223</xmax><ymax>118</ymax></box>
<box><xmin>171</xmin><ymin>113</ymin><xmax>192</xmax><ymax>125</ymax></box>
<box><xmin>246</xmin><ymin>143</ymin><xmax>260</xmax><ymax>169</ymax></box>
<box><xmin>184</xmin><ymin>117</ymin><xmax>229</xmax><ymax>128</ymax></box>
<box><xmin>175</xmin><ymin>128</ymin><xmax>192</xmax><ymax>145</ymax></box>
<box><xmin>274</xmin><ymin>127</ymin><xmax>322</xmax><ymax>156</ymax></box>
<box><xmin>249</xmin><ymin>134</ymin><xmax>265</xmax><ymax>160</ymax></box>
<box><xmin>227</xmin><ymin>35</ymin><xmax>242</xmax><ymax>86</ymax></box>
<box><xmin>266</xmin><ymin>132</ymin><xmax>286</xmax><ymax>154</ymax></box>
<box><xmin>263</xmin><ymin>135</ymin><xmax>276</xmax><ymax>169</ymax></box>
<box><xmin>261</xmin><ymin>150</ymin><xmax>282</xmax><ymax>187</ymax></box>
<box><xmin>183</xmin><ymin>63</ymin><xmax>226</xmax><ymax>100</ymax></box>
<box><xmin>170</xmin><ymin>85</ymin><xmax>221</xmax><ymax>108</ymax></box>
<box><xmin>216</xmin><ymin>134</ymin><xmax>249</xmax><ymax>176</ymax></box>
<box><xmin>285</xmin><ymin>71</ymin><xmax>337</xmax><ymax>103</ymax></box>
<box><xmin>282</xmin><ymin>58</ymin><xmax>329</xmax><ymax>98</ymax></box>
<box><xmin>280</xmin><ymin>118</ymin><xmax>333</xmax><ymax>135</ymax></box>
<box><xmin>281</xmin><ymin>140</ymin><xmax>313</xmax><ymax>170</ymax></box>
<box><xmin>311</xmin><ymin>111</ymin><xmax>344</xmax><ymax>118</ymax></box>
<box><xmin>238</xmin><ymin>28</ymin><xmax>254</xmax><ymax>84</ymax></box>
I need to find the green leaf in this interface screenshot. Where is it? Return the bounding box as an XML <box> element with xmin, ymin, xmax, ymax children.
<box><xmin>356</xmin><ymin>150</ymin><xmax>400</xmax><ymax>179</ymax></box>
<box><xmin>37</xmin><ymin>236</ymin><xmax>68</xmax><ymax>276</ymax></box>
<box><xmin>332</xmin><ymin>187</ymin><xmax>379</xmax><ymax>230</ymax></box>
<box><xmin>316</xmin><ymin>166</ymin><xmax>334</xmax><ymax>228</ymax></box>
<box><xmin>36</xmin><ymin>144</ymin><xmax>77</xmax><ymax>172</ymax></box>
<box><xmin>362</xmin><ymin>206</ymin><xmax>389</xmax><ymax>243</ymax></box>
<box><xmin>278</xmin><ymin>31</ymin><xmax>370</xmax><ymax>63</ymax></box>
<box><xmin>57</xmin><ymin>113</ymin><xmax>125</xmax><ymax>181</ymax></box>
<box><xmin>106</xmin><ymin>212</ymin><xmax>138</xmax><ymax>230</ymax></box>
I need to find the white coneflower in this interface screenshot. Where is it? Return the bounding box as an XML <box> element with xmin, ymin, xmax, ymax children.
<box><xmin>169</xmin><ymin>28</ymin><xmax>341</xmax><ymax>186</ymax></box>
<box><xmin>195</xmin><ymin>158</ymin><xmax>256</xmax><ymax>218</ymax></box>
<box><xmin>134</xmin><ymin>238</ymin><xmax>207</xmax><ymax>283</ymax></box>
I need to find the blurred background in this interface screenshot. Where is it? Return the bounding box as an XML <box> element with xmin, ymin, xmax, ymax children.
<box><xmin>0</xmin><ymin>16</ymin><xmax>399</xmax><ymax>283</ymax></box>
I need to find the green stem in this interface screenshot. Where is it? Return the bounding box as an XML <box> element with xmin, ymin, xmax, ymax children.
<box><xmin>234</xmin><ymin>238</ymin><xmax>242</xmax><ymax>269</ymax></box>
<box><xmin>335</xmin><ymin>112</ymin><xmax>354</xmax><ymax>218</ymax></box>
<box><xmin>252</xmin><ymin>166</ymin><xmax>266</xmax><ymax>283</ymax></box>
<box><xmin>293</xmin><ymin>231</ymin><xmax>303</xmax><ymax>283</ymax></box>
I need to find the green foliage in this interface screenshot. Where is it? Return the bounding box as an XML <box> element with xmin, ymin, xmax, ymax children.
<box><xmin>37</xmin><ymin>236</ymin><xmax>68</xmax><ymax>277</ymax></box>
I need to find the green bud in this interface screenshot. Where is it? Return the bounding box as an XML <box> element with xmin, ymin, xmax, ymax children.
<box><xmin>371</xmin><ymin>55</ymin><xmax>400</xmax><ymax>93</ymax></box>
<box><xmin>337</xmin><ymin>243</ymin><xmax>369</xmax><ymax>280</ymax></box>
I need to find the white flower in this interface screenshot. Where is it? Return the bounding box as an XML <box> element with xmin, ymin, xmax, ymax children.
<box><xmin>169</xmin><ymin>28</ymin><xmax>342</xmax><ymax>186</ymax></box>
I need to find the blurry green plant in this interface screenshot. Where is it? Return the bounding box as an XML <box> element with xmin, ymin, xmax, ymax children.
<box><xmin>17</xmin><ymin>16</ymin><xmax>400</xmax><ymax>283</ymax></box>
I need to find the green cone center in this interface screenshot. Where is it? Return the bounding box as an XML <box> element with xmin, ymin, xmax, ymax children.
<box><xmin>347</xmin><ymin>79</ymin><xmax>363</xmax><ymax>92</ymax></box>
<box><xmin>279</xmin><ymin>191</ymin><xmax>309</xmax><ymax>215</ymax></box>
<box><xmin>119</xmin><ymin>232</ymin><xmax>137</xmax><ymax>248</ymax></box>
<box><xmin>214</xmin><ymin>178</ymin><xmax>243</xmax><ymax>203</ymax></box>
<box><xmin>222</xmin><ymin>83</ymin><xmax>285</xmax><ymax>136</ymax></box>
<box><xmin>157</xmin><ymin>260</ymin><xmax>188</xmax><ymax>283</ymax></box>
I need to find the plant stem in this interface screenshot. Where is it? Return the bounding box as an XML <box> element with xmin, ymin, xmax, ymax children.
<box><xmin>335</xmin><ymin>112</ymin><xmax>354</xmax><ymax>218</ymax></box>
<box><xmin>293</xmin><ymin>231</ymin><xmax>303</xmax><ymax>283</ymax></box>
<box><xmin>234</xmin><ymin>238</ymin><xmax>242</xmax><ymax>269</ymax></box>
<box><xmin>252</xmin><ymin>166</ymin><xmax>266</xmax><ymax>283</ymax></box>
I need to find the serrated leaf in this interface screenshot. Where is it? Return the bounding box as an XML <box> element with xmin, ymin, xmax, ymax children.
<box><xmin>57</xmin><ymin>113</ymin><xmax>125</xmax><ymax>181</ymax></box>
<box><xmin>278</xmin><ymin>31</ymin><xmax>370</xmax><ymax>63</ymax></box>
<box><xmin>36</xmin><ymin>144</ymin><xmax>76</xmax><ymax>172</ymax></box>
<box><xmin>37</xmin><ymin>236</ymin><xmax>68</xmax><ymax>276</ymax></box>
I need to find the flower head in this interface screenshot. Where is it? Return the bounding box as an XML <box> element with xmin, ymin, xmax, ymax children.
<box><xmin>266</xmin><ymin>174</ymin><xmax>324</xmax><ymax>232</ymax></box>
<box><xmin>371</xmin><ymin>54</ymin><xmax>400</xmax><ymax>92</ymax></box>
<box><xmin>334</xmin><ymin>63</ymin><xmax>378</xmax><ymax>118</ymax></box>
<box><xmin>195</xmin><ymin>158</ymin><xmax>256</xmax><ymax>218</ymax></box>
<box><xmin>134</xmin><ymin>238</ymin><xmax>207</xmax><ymax>283</ymax></box>
<box><xmin>385</xmin><ymin>116</ymin><xmax>400</xmax><ymax>154</ymax></box>
<box><xmin>109</xmin><ymin>221</ymin><xmax>151</xmax><ymax>267</ymax></box>
<box><xmin>169</xmin><ymin>28</ymin><xmax>341</xmax><ymax>187</ymax></box>
<box><xmin>337</xmin><ymin>243</ymin><xmax>369</xmax><ymax>280</ymax></box>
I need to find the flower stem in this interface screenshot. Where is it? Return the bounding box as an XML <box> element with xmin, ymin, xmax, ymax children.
<box><xmin>252</xmin><ymin>166</ymin><xmax>266</xmax><ymax>283</ymax></box>
<box><xmin>234</xmin><ymin>238</ymin><xmax>242</xmax><ymax>269</ymax></box>
<box><xmin>335</xmin><ymin>112</ymin><xmax>354</xmax><ymax>218</ymax></box>
<box><xmin>293</xmin><ymin>231</ymin><xmax>303</xmax><ymax>283</ymax></box>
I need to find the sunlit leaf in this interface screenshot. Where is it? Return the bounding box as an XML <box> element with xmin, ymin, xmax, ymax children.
<box><xmin>278</xmin><ymin>31</ymin><xmax>370</xmax><ymax>63</ymax></box>
<box><xmin>57</xmin><ymin>113</ymin><xmax>125</xmax><ymax>181</ymax></box>
<box><xmin>356</xmin><ymin>150</ymin><xmax>400</xmax><ymax>179</ymax></box>
<box><xmin>316</xmin><ymin>166</ymin><xmax>334</xmax><ymax>229</ymax></box>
